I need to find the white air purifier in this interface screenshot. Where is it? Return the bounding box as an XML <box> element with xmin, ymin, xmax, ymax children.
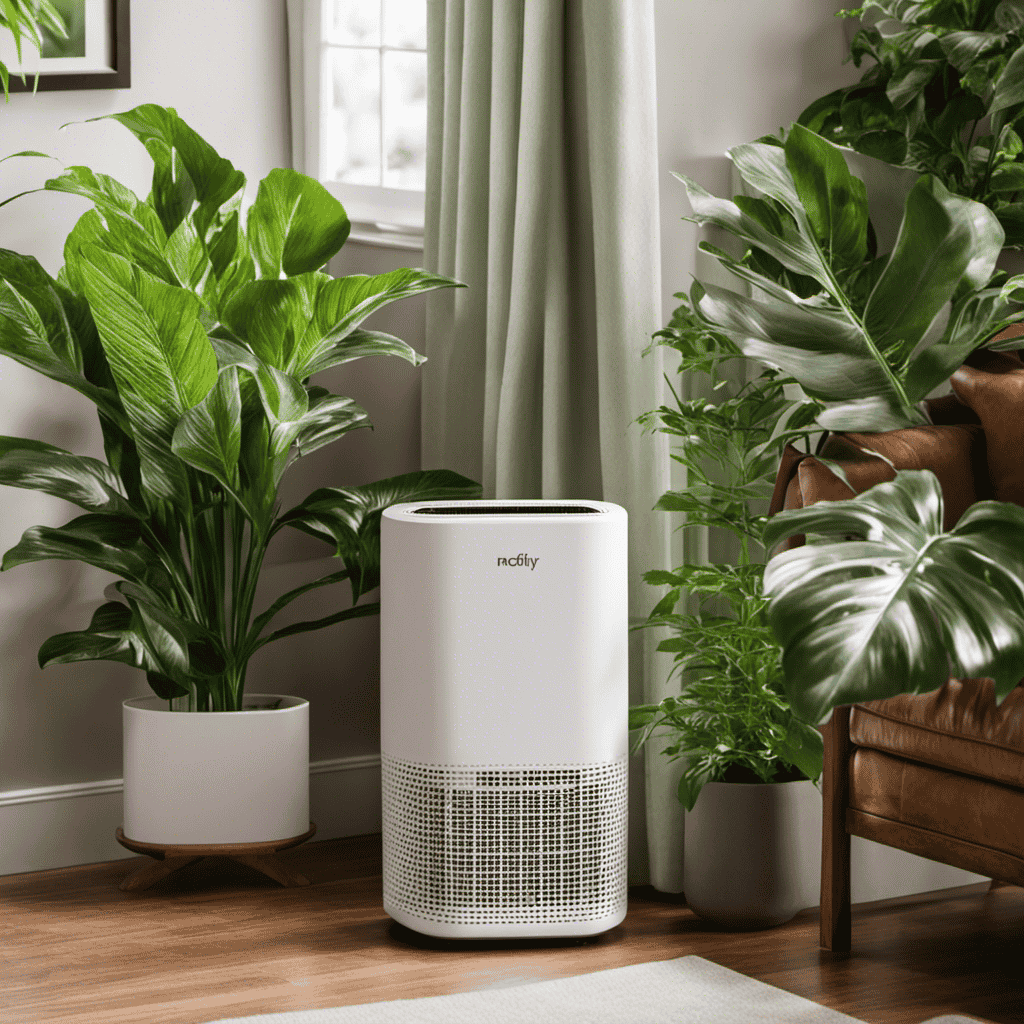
<box><xmin>380</xmin><ymin>499</ymin><xmax>629</xmax><ymax>939</ymax></box>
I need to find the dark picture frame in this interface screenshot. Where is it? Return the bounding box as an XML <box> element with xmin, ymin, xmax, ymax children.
<box><xmin>7</xmin><ymin>0</ymin><xmax>129</xmax><ymax>93</ymax></box>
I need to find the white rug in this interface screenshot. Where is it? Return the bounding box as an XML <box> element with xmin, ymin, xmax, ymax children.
<box><xmin>205</xmin><ymin>955</ymin><xmax>989</xmax><ymax>1023</ymax></box>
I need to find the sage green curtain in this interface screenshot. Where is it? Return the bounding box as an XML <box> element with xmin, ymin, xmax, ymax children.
<box><xmin>422</xmin><ymin>0</ymin><xmax>683</xmax><ymax>889</ymax></box>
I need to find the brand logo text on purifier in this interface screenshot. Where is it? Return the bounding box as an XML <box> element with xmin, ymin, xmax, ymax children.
<box><xmin>497</xmin><ymin>553</ymin><xmax>540</xmax><ymax>570</ymax></box>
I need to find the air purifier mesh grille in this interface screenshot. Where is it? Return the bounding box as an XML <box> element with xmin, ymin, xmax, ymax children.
<box><xmin>382</xmin><ymin>754</ymin><xmax>627</xmax><ymax>926</ymax></box>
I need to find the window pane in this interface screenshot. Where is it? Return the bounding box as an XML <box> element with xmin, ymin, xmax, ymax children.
<box><xmin>383</xmin><ymin>0</ymin><xmax>426</xmax><ymax>50</ymax></box>
<box><xmin>327</xmin><ymin>0</ymin><xmax>381</xmax><ymax>45</ymax></box>
<box><xmin>382</xmin><ymin>50</ymin><xmax>426</xmax><ymax>190</ymax></box>
<box><xmin>324</xmin><ymin>48</ymin><xmax>381</xmax><ymax>186</ymax></box>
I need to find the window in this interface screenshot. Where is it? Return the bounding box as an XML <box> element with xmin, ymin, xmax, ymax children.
<box><xmin>289</xmin><ymin>0</ymin><xmax>428</xmax><ymax>246</ymax></box>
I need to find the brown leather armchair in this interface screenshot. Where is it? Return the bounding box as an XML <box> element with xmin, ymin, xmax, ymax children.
<box><xmin>766</xmin><ymin>339</ymin><xmax>1024</xmax><ymax>952</ymax></box>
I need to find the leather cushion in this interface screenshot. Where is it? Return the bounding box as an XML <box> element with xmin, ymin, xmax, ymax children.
<box><xmin>849</xmin><ymin>745</ymin><xmax>1024</xmax><ymax>861</ymax></box>
<box><xmin>950</xmin><ymin>347</ymin><xmax>1024</xmax><ymax>506</ymax></box>
<box><xmin>767</xmin><ymin>422</ymin><xmax>987</xmax><ymax>548</ymax></box>
<box><xmin>850</xmin><ymin>678</ymin><xmax>1024</xmax><ymax>790</ymax></box>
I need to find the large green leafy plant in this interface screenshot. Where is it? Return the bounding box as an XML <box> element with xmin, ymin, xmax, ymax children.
<box><xmin>801</xmin><ymin>0</ymin><xmax>1024</xmax><ymax>245</ymax></box>
<box><xmin>675</xmin><ymin>121</ymin><xmax>1024</xmax><ymax>433</ymax></box>
<box><xmin>627</xmin><ymin>305</ymin><xmax>826</xmax><ymax>811</ymax></box>
<box><xmin>634</xmin><ymin>118</ymin><xmax>1024</xmax><ymax>801</ymax></box>
<box><xmin>0</xmin><ymin>104</ymin><xmax>479</xmax><ymax>711</ymax></box>
<box><xmin>761</xmin><ymin>466</ymin><xmax>1024</xmax><ymax>726</ymax></box>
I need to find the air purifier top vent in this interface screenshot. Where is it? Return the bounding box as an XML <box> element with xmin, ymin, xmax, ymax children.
<box><xmin>411</xmin><ymin>505</ymin><xmax>601</xmax><ymax>515</ymax></box>
<box><xmin>384</xmin><ymin>499</ymin><xmax>624</xmax><ymax>523</ymax></box>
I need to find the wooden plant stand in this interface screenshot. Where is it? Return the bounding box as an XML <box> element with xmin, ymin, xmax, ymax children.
<box><xmin>115</xmin><ymin>823</ymin><xmax>316</xmax><ymax>892</ymax></box>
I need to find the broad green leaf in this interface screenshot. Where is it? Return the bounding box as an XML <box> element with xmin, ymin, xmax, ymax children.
<box><xmin>931</xmin><ymin>90</ymin><xmax>988</xmax><ymax>146</ymax></box>
<box><xmin>904</xmin><ymin>287</ymin><xmax>1024</xmax><ymax>399</ymax></box>
<box><xmin>885</xmin><ymin>58</ymin><xmax>941</xmax><ymax>109</ymax></box>
<box><xmin>2</xmin><ymin>513</ymin><xmax>151</xmax><ymax>581</ymax></box>
<box><xmin>940</xmin><ymin>30</ymin><xmax>1004</xmax><ymax>69</ymax></box>
<box><xmin>0</xmin><ymin>436</ymin><xmax>134</xmax><ymax>515</ymax></box>
<box><xmin>221</xmin><ymin>274</ymin><xmax>327</xmax><ymax>370</ymax></box>
<box><xmin>863</xmin><ymin>175</ymin><xmax>1003</xmax><ymax>369</ymax></box>
<box><xmin>163</xmin><ymin>216</ymin><xmax>210</xmax><ymax>292</ymax></box>
<box><xmin>991</xmin><ymin>42</ymin><xmax>1024</xmax><ymax>112</ymax></box>
<box><xmin>97</xmin><ymin>105</ymin><xmax>246</xmax><ymax>239</ymax></box>
<box><xmin>841</xmin><ymin>90</ymin><xmax>898</xmax><ymax>136</ymax></box>
<box><xmin>77</xmin><ymin>246</ymin><xmax>218</xmax><ymax>498</ymax></box>
<box><xmin>761</xmin><ymin>470</ymin><xmax>1024</xmax><ymax>725</ymax></box>
<box><xmin>727</xmin><ymin>141</ymin><xmax>807</xmax><ymax>225</ymax></box>
<box><xmin>207</xmin><ymin>210</ymin><xmax>240</xmax><ymax>279</ymax></box>
<box><xmin>145</xmin><ymin>671</ymin><xmax>190</xmax><ymax>700</ymax></box>
<box><xmin>997</xmin><ymin>0</ymin><xmax>1024</xmax><ymax>31</ymax></box>
<box><xmin>62</xmin><ymin>206</ymin><xmax>177</xmax><ymax>293</ymax></box>
<box><xmin>989</xmin><ymin>163</ymin><xmax>1024</xmax><ymax>191</ymax></box>
<box><xmin>301</xmin><ymin>328</ymin><xmax>426</xmax><ymax>377</ymax></box>
<box><xmin>43</xmin><ymin>167</ymin><xmax>163</xmax><ymax>236</ymax></box>
<box><xmin>696</xmin><ymin>283</ymin><xmax>898</xmax><ymax>405</ymax></box>
<box><xmin>786</xmin><ymin>123</ymin><xmax>868</xmax><ymax>270</ymax></box>
<box><xmin>293</xmin><ymin>268</ymin><xmax>463</xmax><ymax>378</ymax></box>
<box><xmin>247</xmin><ymin>168</ymin><xmax>350</xmax><ymax>278</ymax></box>
<box><xmin>797</xmin><ymin>87</ymin><xmax>847</xmax><ymax>135</ymax></box>
<box><xmin>37</xmin><ymin>601</ymin><xmax>153</xmax><ymax>671</ymax></box>
<box><xmin>852</xmin><ymin>129</ymin><xmax>908</xmax><ymax>165</ymax></box>
<box><xmin>249</xmin><ymin>363</ymin><xmax>309</xmax><ymax>460</ymax></box>
<box><xmin>116</xmin><ymin>580</ymin><xmax>191</xmax><ymax>679</ymax></box>
<box><xmin>236</xmin><ymin>411</ymin><xmax>280</xmax><ymax>534</ymax></box>
<box><xmin>997</xmin><ymin>200</ymin><xmax>1024</xmax><ymax>246</ymax></box>
<box><xmin>0</xmin><ymin>249</ymin><xmax>124</xmax><ymax>424</ymax></box>
<box><xmin>776</xmin><ymin>717</ymin><xmax>824</xmax><ymax>782</ymax></box>
<box><xmin>673</xmin><ymin>171</ymin><xmax>833</xmax><ymax>288</ymax></box>
<box><xmin>171</xmin><ymin>365</ymin><xmax>242</xmax><ymax>491</ymax></box>
<box><xmin>274</xmin><ymin>469</ymin><xmax>483</xmax><ymax>602</ymax></box>
<box><xmin>295</xmin><ymin>388</ymin><xmax>370</xmax><ymax>455</ymax></box>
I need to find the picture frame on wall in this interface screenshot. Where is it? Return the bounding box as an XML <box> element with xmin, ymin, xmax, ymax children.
<box><xmin>1</xmin><ymin>0</ymin><xmax>129</xmax><ymax>93</ymax></box>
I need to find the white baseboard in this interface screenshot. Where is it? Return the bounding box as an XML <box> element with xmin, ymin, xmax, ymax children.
<box><xmin>0</xmin><ymin>754</ymin><xmax>382</xmax><ymax>878</ymax></box>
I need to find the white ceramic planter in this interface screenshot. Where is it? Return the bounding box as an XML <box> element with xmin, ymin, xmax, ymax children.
<box><xmin>122</xmin><ymin>694</ymin><xmax>309</xmax><ymax>846</ymax></box>
<box><xmin>683</xmin><ymin>778</ymin><xmax>821</xmax><ymax>931</ymax></box>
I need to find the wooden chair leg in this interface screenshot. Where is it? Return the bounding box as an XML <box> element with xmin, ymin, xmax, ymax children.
<box><xmin>820</xmin><ymin>705</ymin><xmax>852</xmax><ymax>952</ymax></box>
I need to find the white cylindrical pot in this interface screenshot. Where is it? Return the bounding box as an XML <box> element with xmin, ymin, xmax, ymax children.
<box><xmin>683</xmin><ymin>778</ymin><xmax>821</xmax><ymax>930</ymax></box>
<box><xmin>123</xmin><ymin>694</ymin><xmax>309</xmax><ymax>846</ymax></box>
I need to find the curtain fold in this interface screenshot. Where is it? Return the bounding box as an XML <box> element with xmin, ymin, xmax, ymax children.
<box><xmin>423</xmin><ymin>0</ymin><xmax>682</xmax><ymax>889</ymax></box>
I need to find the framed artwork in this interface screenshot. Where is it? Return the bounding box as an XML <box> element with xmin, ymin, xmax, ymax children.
<box><xmin>2</xmin><ymin>0</ymin><xmax>129</xmax><ymax>93</ymax></box>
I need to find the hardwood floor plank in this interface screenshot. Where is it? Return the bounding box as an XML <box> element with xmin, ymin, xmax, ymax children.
<box><xmin>2</xmin><ymin>833</ymin><xmax>1022</xmax><ymax>1024</ymax></box>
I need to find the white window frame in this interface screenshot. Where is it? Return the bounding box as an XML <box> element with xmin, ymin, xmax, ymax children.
<box><xmin>287</xmin><ymin>0</ymin><xmax>426</xmax><ymax>250</ymax></box>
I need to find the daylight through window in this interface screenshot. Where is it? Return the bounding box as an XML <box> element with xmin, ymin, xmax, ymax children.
<box><xmin>320</xmin><ymin>0</ymin><xmax>427</xmax><ymax>232</ymax></box>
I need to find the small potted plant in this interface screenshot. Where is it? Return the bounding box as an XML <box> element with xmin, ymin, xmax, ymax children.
<box><xmin>629</xmin><ymin>285</ymin><xmax>827</xmax><ymax>929</ymax></box>
<box><xmin>634</xmin><ymin>118</ymin><xmax>1024</xmax><ymax>928</ymax></box>
<box><xmin>0</xmin><ymin>105</ymin><xmax>480</xmax><ymax>852</ymax></box>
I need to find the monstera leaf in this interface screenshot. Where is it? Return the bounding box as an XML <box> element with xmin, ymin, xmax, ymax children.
<box><xmin>760</xmin><ymin>469</ymin><xmax>1024</xmax><ymax>725</ymax></box>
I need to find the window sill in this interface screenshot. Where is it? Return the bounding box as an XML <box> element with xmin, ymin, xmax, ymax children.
<box><xmin>347</xmin><ymin>222</ymin><xmax>425</xmax><ymax>252</ymax></box>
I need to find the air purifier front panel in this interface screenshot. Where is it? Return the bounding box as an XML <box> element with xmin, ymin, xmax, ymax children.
<box><xmin>380</xmin><ymin>500</ymin><xmax>628</xmax><ymax>938</ymax></box>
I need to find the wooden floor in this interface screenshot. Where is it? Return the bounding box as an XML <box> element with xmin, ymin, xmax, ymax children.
<box><xmin>3</xmin><ymin>833</ymin><xmax>1024</xmax><ymax>1024</ymax></box>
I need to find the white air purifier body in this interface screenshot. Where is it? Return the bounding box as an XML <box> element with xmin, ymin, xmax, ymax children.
<box><xmin>380</xmin><ymin>499</ymin><xmax>628</xmax><ymax>939</ymax></box>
